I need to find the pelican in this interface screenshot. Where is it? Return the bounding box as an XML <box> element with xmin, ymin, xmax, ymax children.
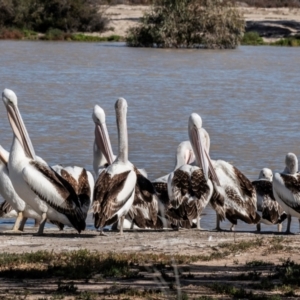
<box><xmin>2</xmin><ymin>88</ymin><xmax>92</xmax><ymax>235</ymax></box>
<box><xmin>273</xmin><ymin>153</ymin><xmax>300</xmax><ymax>234</ymax></box>
<box><xmin>93</xmin><ymin>98</ymin><xmax>137</xmax><ymax>235</ymax></box>
<box><xmin>92</xmin><ymin>104</ymin><xmax>159</xmax><ymax>231</ymax></box>
<box><xmin>0</xmin><ymin>144</ymin><xmax>42</xmax><ymax>232</ymax></box>
<box><xmin>167</xmin><ymin>114</ymin><xmax>225</xmax><ymax>230</ymax></box>
<box><xmin>186</xmin><ymin>116</ymin><xmax>260</xmax><ymax>231</ymax></box>
<box><xmin>252</xmin><ymin>168</ymin><xmax>287</xmax><ymax>232</ymax></box>
<box><xmin>153</xmin><ymin>141</ymin><xmax>198</xmax><ymax>228</ymax></box>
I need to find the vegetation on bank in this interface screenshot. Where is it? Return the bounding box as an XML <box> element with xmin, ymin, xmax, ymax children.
<box><xmin>0</xmin><ymin>0</ymin><xmax>108</xmax><ymax>34</ymax></box>
<box><xmin>241</xmin><ymin>31</ymin><xmax>300</xmax><ymax>46</ymax></box>
<box><xmin>0</xmin><ymin>237</ymin><xmax>298</xmax><ymax>299</ymax></box>
<box><xmin>126</xmin><ymin>0</ymin><xmax>245</xmax><ymax>49</ymax></box>
<box><xmin>110</xmin><ymin>0</ymin><xmax>300</xmax><ymax>7</ymax></box>
<box><xmin>0</xmin><ymin>27</ymin><xmax>121</xmax><ymax>42</ymax></box>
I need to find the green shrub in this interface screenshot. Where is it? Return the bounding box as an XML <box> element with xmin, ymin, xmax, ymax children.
<box><xmin>242</xmin><ymin>31</ymin><xmax>265</xmax><ymax>45</ymax></box>
<box><xmin>126</xmin><ymin>0</ymin><xmax>245</xmax><ymax>49</ymax></box>
<box><xmin>0</xmin><ymin>0</ymin><xmax>108</xmax><ymax>33</ymax></box>
<box><xmin>270</xmin><ymin>36</ymin><xmax>300</xmax><ymax>46</ymax></box>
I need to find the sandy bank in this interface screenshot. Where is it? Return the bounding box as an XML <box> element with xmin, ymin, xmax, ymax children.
<box><xmin>100</xmin><ymin>5</ymin><xmax>300</xmax><ymax>41</ymax></box>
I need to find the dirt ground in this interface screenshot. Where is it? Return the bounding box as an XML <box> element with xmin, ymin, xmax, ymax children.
<box><xmin>100</xmin><ymin>5</ymin><xmax>300</xmax><ymax>41</ymax></box>
<box><xmin>1</xmin><ymin>228</ymin><xmax>300</xmax><ymax>299</ymax></box>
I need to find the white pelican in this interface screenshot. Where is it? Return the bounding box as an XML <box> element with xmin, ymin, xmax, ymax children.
<box><xmin>167</xmin><ymin>114</ymin><xmax>225</xmax><ymax>230</ymax></box>
<box><xmin>92</xmin><ymin>104</ymin><xmax>159</xmax><ymax>230</ymax></box>
<box><xmin>2</xmin><ymin>88</ymin><xmax>92</xmax><ymax>235</ymax></box>
<box><xmin>93</xmin><ymin>98</ymin><xmax>137</xmax><ymax>235</ymax></box>
<box><xmin>0</xmin><ymin>144</ymin><xmax>42</xmax><ymax>232</ymax></box>
<box><xmin>187</xmin><ymin>117</ymin><xmax>260</xmax><ymax>231</ymax></box>
<box><xmin>252</xmin><ymin>168</ymin><xmax>287</xmax><ymax>232</ymax></box>
<box><xmin>273</xmin><ymin>153</ymin><xmax>300</xmax><ymax>234</ymax></box>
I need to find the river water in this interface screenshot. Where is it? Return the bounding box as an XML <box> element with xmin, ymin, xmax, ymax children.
<box><xmin>0</xmin><ymin>41</ymin><xmax>299</xmax><ymax>233</ymax></box>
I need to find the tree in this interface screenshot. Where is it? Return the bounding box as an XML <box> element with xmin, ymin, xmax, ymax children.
<box><xmin>126</xmin><ymin>0</ymin><xmax>245</xmax><ymax>49</ymax></box>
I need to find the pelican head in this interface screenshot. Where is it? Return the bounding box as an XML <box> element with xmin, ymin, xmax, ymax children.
<box><xmin>258</xmin><ymin>168</ymin><xmax>273</xmax><ymax>181</ymax></box>
<box><xmin>2</xmin><ymin>89</ymin><xmax>35</xmax><ymax>159</ymax></box>
<box><xmin>115</xmin><ymin>97</ymin><xmax>128</xmax><ymax>113</ymax></box>
<box><xmin>285</xmin><ymin>153</ymin><xmax>298</xmax><ymax>174</ymax></box>
<box><xmin>2</xmin><ymin>89</ymin><xmax>18</xmax><ymax>107</ymax></box>
<box><xmin>92</xmin><ymin>105</ymin><xmax>114</xmax><ymax>165</ymax></box>
<box><xmin>174</xmin><ymin>141</ymin><xmax>195</xmax><ymax>169</ymax></box>
<box><xmin>188</xmin><ymin>113</ymin><xmax>220</xmax><ymax>185</ymax></box>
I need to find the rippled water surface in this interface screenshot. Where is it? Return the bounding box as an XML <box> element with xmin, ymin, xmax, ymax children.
<box><xmin>0</xmin><ymin>41</ymin><xmax>299</xmax><ymax>232</ymax></box>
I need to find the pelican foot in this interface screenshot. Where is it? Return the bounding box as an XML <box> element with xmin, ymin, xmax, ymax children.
<box><xmin>178</xmin><ymin>227</ymin><xmax>189</xmax><ymax>231</ymax></box>
<box><xmin>33</xmin><ymin>232</ymin><xmax>45</xmax><ymax>237</ymax></box>
<box><xmin>196</xmin><ymin>227</ymin><xmax>206</xmax><ymax>231</ymax></box>
<box><xmin>3</xmin><ymin>229</ymin><xmax>24</xmax><ymax>234</ymax></box>
<box><xmin>99</xmin><ymin>231</ymin><xmax>108</xmax><ymax>236</ymax></box>
<box><xmin>212</xmin><ymin>227</ymin><xmax>223</xmax><ymax>232</ymax></box>
<box><xmin>115</xmin><ymin>232</ymin><xmax>125</xmax><ymax>236</ymax></box>
<box><xmin>285</xmin><ymin>230</ymin><xmax>294</xmax><ymax>235</ymax></box>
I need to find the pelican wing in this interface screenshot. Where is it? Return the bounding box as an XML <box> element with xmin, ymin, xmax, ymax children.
<box><xmin>191</xmin><ymin>168</ymin><xmax>211</xmax><ymax>209</ymax></box>
<box><xmin>252</xmin><ymin>180</ymin><xmax>274</xmax><ymax>201</ymax></box>
<box><xmin>273</xmin><ymin>173</ymin><xmax>300</xmax><ymax>213</ymax></box>
<box><xmin>165</xmin><ymin>199</ymin><xmax>196</xmax><ymax>228</ymax></box>
<box><xmin>262</xmin><ymin>197</ymin><xmax>287</xmax><ymax>224</ymax></box>
<box><xmin>152</xmin><ymin>181</ymin><xmax>169</xmax><ymax>205</ymax></box>
<box><xmin>0</xmin><ymin>201</ymin><xmax>14</xmax><ymax>217</ymax></box>
<box><xmin>234</xmin><ymin>166</ymin><xmax>255</xmax><ymax>199</ymax></box>
<box><xmin>93</xmin><ymin>170</ymin><xmax>135</xmax><ymax>228</ymax></box>
<box><xmin>170</xmin><ymin>169</ymin><xmax>190</xmax><ymax>208</ymax></box>
<box><xmin>22</xmin><ymin>161</ymin><xmax>82</xmax><ymax>213</ymax></box>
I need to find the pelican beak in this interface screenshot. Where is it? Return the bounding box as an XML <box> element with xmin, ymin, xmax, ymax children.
<box><xmin>0</xmin><ymin>151</ymin><xmax>7</xmax><ymax>166</ymax></box>
<box><xmin>205</xmin><ymin>149</ymin><xmax>221</xmax><ymax>186</ymax></box>
<box><xmin>191</xmin><ymin>127</ymin><xmax>220</xmax><ymax>186</ymax></box>
<box><xmin>6</xmin><ymin>103</ymin><xmax>35</xmax><ymax>160</ymax></box>
<box><xmin>191</xmin><ymin>127</ymin><xmax>209</xmax><ymax>180</ymax></box>
<box><xmin>185</xmin><ymin>149</ymin><xmax>195</xmax><ymax>165</ymax></box>
<box><xmin>95</xmin><ymin>122</ymin><xmax>114</xmax><ymax>165</ymax></box>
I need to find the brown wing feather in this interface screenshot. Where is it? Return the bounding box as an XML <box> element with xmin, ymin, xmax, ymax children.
<box><xmin>93</xmin><ymin>171</ymin><xmax>133</xmax><ymax>228</ymax></box>
<box><xmin>152</xmin><ymin>181</ymin><xmax>169</xmax><ymax>205</ymax></box>
<box><xmin>171</xmin><ymin>169</ymin><xmax>189</xmax><ymax>208</ymax></box>
<box><xmin>60</xmin><ymin>169</ymin><xmax>78</xmax><ymax>193</ymax></box>
<box><xmin>0</xmin><ymin>201</ymin><xmax>14</xmax><ymax>217</ymax></box>
<box><xmin>29</xmin><ymin>161</ymin><xmax>86</xmax><ymax>233</ymax></box>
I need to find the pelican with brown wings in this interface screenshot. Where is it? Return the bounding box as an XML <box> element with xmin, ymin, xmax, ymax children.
<box><xmin>167</xmin><ymin>113</ymin><xmax>225</xmax><ymax>230</ymax></box>
<box><xmin>93</xmin><ymin>98</ymin><xmax>137</xmax><ymax>235</ymax></box>
<box><xmin>252</xmin><ymin>168</ymin><xmax>287</xmax><ymax>232</ymax></box>
<box><xmin>2</xmin><ymin>88</ymin><xmax>93</xmax><ymax>235</ymax></box>
<box><xmin>92</xmin><ymin>103</ymin><xmax>159</xmax><ymax>231</ymax></box>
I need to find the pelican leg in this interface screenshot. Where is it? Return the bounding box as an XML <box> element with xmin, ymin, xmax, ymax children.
<box><xmin>115</xmin><ymin>216</ymin><xmax>126</xmax><ymax>236</ymax></box>
<box><xmin>33</xmin><ymin>219</ymin><xmax>40</xmax><ymax>228</ymax></box>
<box><xmin>196</xmin><ymin>214</ymin><xmax>204</xmax><ymax>230</ymax></box>
<box><xmin>213</xmin><ymin>214</ymin><xmax>222</xmax><ymax>231</ymax></box>
<box><xmin>120</xmin><ymin>215</ymin><xmax>125</xmax><ymax>235</ymax></box>
<box><xmin>130</xmin><ymin>218</ymin><xmax>134</xmax><ymax>230</ymax></box>
<box><xmin>277</xmin><ymin>223</ymin><xmax>282</xmax><ymax>233</ymax></box>
<box><xmin>18</xmin><ymin>217</ymin><xmax>28</xmax><ymax>231</ymax></box>
<box><xmin>35</xmin><ymin>213</ymin><xmax>47</xmax><ymax>236</ymax></box>
<box><xmin>298</xmin><ymin>218</ymin><xmax>300</xmax><ymax>233</ymax></box>
<box><xmin>230</xmin><ymin>223</ymin><xmax>235</xmax><ymax>231</ymax></box>
<box><xmin>256</xmin><ymin>223</ymin><xmax>261</xmax><ymax>232</ymax></box>
<box><xmin>285</xmin><ymin>215</ymin><xmax>292</xmax><ymax>234</ymax></box>
<box><xmin>4</xmin><ymin>212</ymin><xmax>24</xmax><ymax>233</ymax></box>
